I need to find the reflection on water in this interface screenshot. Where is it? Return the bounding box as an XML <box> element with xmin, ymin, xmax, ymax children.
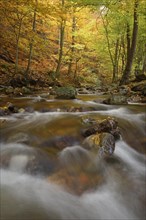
<box><xmin>0</xmin><ymin>94</ymin><xmax>146</xmax><ymax>220</ymax></box>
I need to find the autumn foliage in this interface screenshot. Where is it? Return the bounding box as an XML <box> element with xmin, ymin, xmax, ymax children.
<box><xmin>0</xmin><ymin>0</ymin><xmax>145</xmax><ymax>88</ymax></box>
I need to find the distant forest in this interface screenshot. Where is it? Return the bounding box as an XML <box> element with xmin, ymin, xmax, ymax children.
<box><xmin>0</xmin><ymin>0</ymin><xmax>145</xmax><ymax>87</ymax></box>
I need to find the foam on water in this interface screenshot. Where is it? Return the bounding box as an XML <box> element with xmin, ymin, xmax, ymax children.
<box><xmin>1</xmin><ymin>140</ymin><xmax>146</xmax><ymax>220</ymax></box>
<box><xmin>1</xmin><ymin>168</ymin><xmax>141</xmax><ymax>220</ymax></box>
<box><xmin>115</xmin><ymin>140</ymin><xmax>146</xmax><ymax>175</ymax></box>
<box><xmin>9</xmin><ymin>155</ymin><xmax>28</xmax><ymax>173</ymax></box>
<box><xmin>59</xmin><ymin>145</ymin><xmax>93</xmax><ymax>166</ymax></box>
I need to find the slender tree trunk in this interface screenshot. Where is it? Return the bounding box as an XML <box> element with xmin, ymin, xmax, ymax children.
<box><xmin>74</xmin><ymin>58</ymin><xmax>78</xmax><ymax>80</ymax></box>
<box><xmin>120</xmin><ymin>0</ymin><xmax>139</xmax><ymax>85</ymax></box>
<box><xmin>68</xmin><ymin>9</ymin><xmax>76</xmax><ymax>75</ymax></box>
<box><xmin>25</xmin><ymin>0</ymin><xmax>37</xmax><ymax>85</ymax></box>
<box><xmin>117</xmin><ymin>38</ymin><xmax>122</xmax><ymax>78</ymax></box>
<box><xmin>101</xmin><ymin>12</ymin><xmax>119</xmax><ymax>82</ymax></box>
<box><xmin>126</xmin><ymin>22</ymin><xmax>131</xmax><ymax>59</ymax></box>
<box><xmin>142</xmin><ymin>55</ymin><xmax>146</xmax><ymax>74</ymax></box>
<box><xmin>121</xmin><ymin>35</ymin><xmax>126</xmax><ymax>73</ymax></box>
<box><xmin>55</xmin><ymin>22</ymin><xmax>65</xmax><ymax>78</ymax></box>
<box><xmin>55</xmin><ymin>0</ymin><xmax>65</xmax><ymax>78</ymax></box>
<box><xmin>15</xmin><ymin>20</ymin><xmax>22</xmax><ymax>74</ymax></box>
<box><xmin>112</xmin><ymin>38</ymin><xmax>119</xmax><ymax>82</ymax></box>
<box><xmin>15</xmin><ymin>39</ymin><xmax>19</xmax><ymax>74</ymax></box>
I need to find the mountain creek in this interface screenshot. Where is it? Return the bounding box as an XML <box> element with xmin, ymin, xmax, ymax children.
<box><xmin>0</xmin><ymin>93</ymin><xmax>146</xmax><ymax>220</ymax></box>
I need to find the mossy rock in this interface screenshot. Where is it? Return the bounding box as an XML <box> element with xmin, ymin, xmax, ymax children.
<box><xmin>103</xmin><ymin>94</ymin><xmax>128</xmax><ymax>105</ymax></box>
<box><xmin>5</xmin><ymin>86</ymin><xmax>14</xmax><ymax>94</ymax></box>
<box><xmin>22</xmin><ymin>86</ymin><xmax>31</xmax><ymax>94</ymax></box>
<box><xmin>55</xmin><ymin>86</ymin><xmax>77</xmax><ymax>99</ymax></box>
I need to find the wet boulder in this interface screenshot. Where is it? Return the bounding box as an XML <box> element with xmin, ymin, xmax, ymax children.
<box><xmin>22</xmin><ymin>86</ymin><xmax>31</xmax><ymax>94</ymax></box>
<box><xmin>41</xmin><ymin>135</ymin><xmax>80</xmax><ymax>153</ymax></box>
<box><xmin>131</xmin><ymin>81</ymin><xmax>146</xmax><ymax>96</ymax></box>
<box><xmin>58</xmin><ymin>145</ymin><xmax>93</xmax><ymax>172</ymax></box>
<box><xmin>127</xmin><ymin>94</ymin><xmax>142</xmax><ymax>103</ymax></box>
<box><xmin>81</xmin><ymin>117</ymin><xmax>120</xmax><ymax>140</ymax></box>
<box><xmin>55</xmin><ymin>86</ymin><xmax>77</xmax><ymax>99</ymax></box>
<box><xmin>48</xmin><ymin>168</ymin><xmax>103</xmax><ymax>195</ymax></box>
<box><xmin>5</xmin><ymin>86</ymin><xmax>14</xmax><ymax>95</ymax></box>
<box><xmin>119</xmin><ymin>85</ymin><xmax>131</xmax><ymax>95</ymax></box>
<box><xmin>0</xmin><ymin>102</ymin><xmax>18</xmax><ymax>116</ymax></box>
<box><xmin>0</xmin><ymin>107</ymin><xmax>9</xmax><ymax>116</ymax></box>
<box><xmin>81</xmin><ymin>116</ymin><xmax>97</xmax><ymax>125</ymax></box>
<box><xmin>6</xmin><ymin>102</ymin><xmax>19</xmax><ymax>113</ymax></box>
<box><xmin>82</xmin><ymin>132</ymin><xmax>115</xmax><ymax>157</ymax></box>
<box><xmin>48</xmin><ymin>146</ymin><xmax>104</xmax><ymax>195</ymax></box>
<box><xmin>103</xmin><ymin>94</ymin><xmax>128</xmax><ymax>105</ymax></box>
<box><xmin>77</xmin><ymin>88</ymin><xmax>91</xmax><ymax>94</ymax></box>
<box><xmin>13</xmin><ymin>87</ymin><xmax>23</xmax><ymax>96</ymax></box>
<box><xmin>0</xmin><ymin>102</ymin><xmax>31</xmax><ymax>115</ymax></box>
<box><xmin>0</xmin><ymin>143</ymin><xmax>56</xmax><ymax>176</ymax></box>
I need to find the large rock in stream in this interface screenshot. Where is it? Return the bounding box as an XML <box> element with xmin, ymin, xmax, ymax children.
<box><xmin>55</xmin><ymin>86</ymin><xmax>77</xmax><ymax>99</ymax></box>
<box><xmin>82</xmin><ymin>132</ymin><xmax>115</xmax><ymax>157</ymax></box>
<box><xmin>47</xmin><ymin>118</ymin><xmax>120</xmax><ymax>195</ymax></box>
<box><xmin>81</xmin><ymin>117</ymin><xmax>120</xmax><ymax>158</ymax></box>
<box><xmin>81</xmin><ymin>117</ymin><xmax>120</xmax><ymax>140</ymax></box>
<box><xmin>0</xmin><ymin>143</ymin><xmax>57</xmax><ymax>176</ymax></box>
<box><xmin>103</xmin><ymin>94</ymin><xmax>128</xmax><ymax>105</ymax></box>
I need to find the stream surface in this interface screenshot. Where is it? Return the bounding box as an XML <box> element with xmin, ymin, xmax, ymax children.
<box><xmin>0</xmin><ymin>93</ymin><xmax>146</xmax><ymax>220</ymax></box>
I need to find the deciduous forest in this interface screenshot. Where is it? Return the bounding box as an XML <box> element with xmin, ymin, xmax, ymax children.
<box><xmin>1</xmin><ymin>1</ymin><xmax>146</xmax><ymax>220</ymax></box>
<box><xmin>0</xmin><ymin>0</ymin><xmax>145</xmax><ymax>93</ymax></box>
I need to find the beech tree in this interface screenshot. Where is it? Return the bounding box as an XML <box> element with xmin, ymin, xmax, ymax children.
<box><xmin>99</xmin><ymin>6</ymin><xmax>122</xmax><ymax>82</ymax></box>
<box><xmin>55</xmin><ymin>0</ymin><xmax>66</xmax><ymax>78</ymax></box>
<box><xmin>67</xmin><ymin>6</ymin><xmax>76</xmax><ymax>75</ymax></box>
<box><xmin>25</xmin><ymin>0</ymin><xmax>38</xmax><ymax>84</ymax></box>
<box><xmin>120</xmin><ymin>0</ymin><xmax>139</xmax><ymax>85</ymax></box>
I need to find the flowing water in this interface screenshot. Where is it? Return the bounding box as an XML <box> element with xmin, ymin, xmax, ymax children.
<box><xmin>0</xmin><ymin>93</ymin><xmax>146</xmax><ymax>220</ymax></box>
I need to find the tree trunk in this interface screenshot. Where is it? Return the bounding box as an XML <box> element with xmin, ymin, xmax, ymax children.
<box><xmin>142</xmin><ymin>55</ymin><xmax>146</xmax><ymax>74</ymax></box>
<box><xmin>112</xmin><ymin>38</ymin><xmax>119</xmax><ymax>82</ymax></box>
<box><xmin>68</xmin><ymin>9</ymin><xmax>76</xmax><ymax>75</ymax></box>
<box><xmin>101</xmin><ymin>11</ymin><xmax>119</xmax><ymax>83</ymax></box>
<box><xmin>15</xmin><ymin>20</ymin><xmax>22</xmax><ymax>74</ymax></box>
<box><xmin>120</xmin><ymin>0</ymin><xmax>139</xmax><ymax>85</ymax></box>
<box><xmin>55</xmin><ymin>0</ymin><xmax>65</xmax><ymax>78</ymax></box>
<box><xmin>15</xmin><ymin>38</ymin><xmax>19</xmax><ymax>75</ymax></box>
<box><xmin>74</xmin><ymin>58</ymin><xmax>78</xmax><ymax>80</ymax></box>
<box><xmin>25</xmin><ymin>0</ymin><xmax>37</xmax><ymax>85</ymax></box>
<box><xmin>121</xmin><ymin>35</ymin><xmax>126</xmax><ymax>73</ymax></box>
<box><xmin>126</xmin><ymin>22</ymin><xmax>131</xmax><ymax>59</ymax></box>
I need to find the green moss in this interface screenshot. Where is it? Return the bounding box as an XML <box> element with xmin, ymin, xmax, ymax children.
<box><xmin>55</xmin><ymin>86</ymin><xmax>77</xmax><ymax>99</ymax></box>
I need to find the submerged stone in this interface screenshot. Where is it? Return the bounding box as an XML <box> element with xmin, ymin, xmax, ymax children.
<box><xmin>0</xmin><ymin>143</ymin><xmax>56</xmax><ymax>176</ymax></box>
